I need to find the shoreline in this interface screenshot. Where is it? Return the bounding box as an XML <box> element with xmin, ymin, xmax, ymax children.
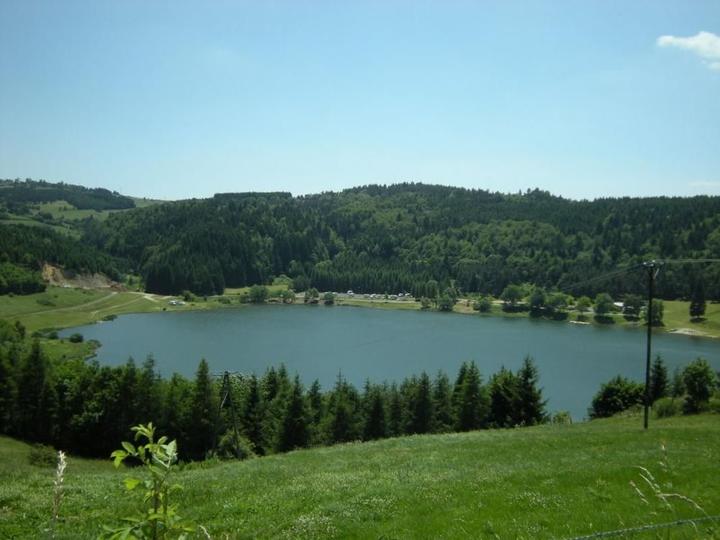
<box><xmin>4</xmin><ymin>286</ymin><xmax>719</xmax><ymax>343</ymax></box>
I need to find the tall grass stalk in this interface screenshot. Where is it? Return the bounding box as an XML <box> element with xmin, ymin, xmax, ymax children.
<box><xmin>52</xmin><ymin>450</ymin><xmax>67</xmax><ymax>533</ymax></box>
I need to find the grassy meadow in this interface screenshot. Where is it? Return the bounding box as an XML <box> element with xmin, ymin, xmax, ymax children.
<box><xmin>1</xmin><ymin>414</ymin><xmax>718</xmax><ymax>539</ymax></box>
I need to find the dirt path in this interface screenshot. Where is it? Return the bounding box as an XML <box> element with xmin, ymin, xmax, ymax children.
<box><xmin>91</xmin><ymin>295</ymin><xmax>150</xmax><ymax>316</ymax></box>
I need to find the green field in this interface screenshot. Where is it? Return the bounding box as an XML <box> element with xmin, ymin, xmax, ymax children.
<box><xmin>1</xmin><ymin>414</ymin><xmax>718</xmax><ymax>539</ymax></box>
<box><xmin>663</xmin><ymin>300</ymin><xmax>720</xmax><ymax>337</ymax></box>
<box><xmin>0</xmin><ymin>287</ymin><xmax>245</xmax><ymax>333</ymax></box>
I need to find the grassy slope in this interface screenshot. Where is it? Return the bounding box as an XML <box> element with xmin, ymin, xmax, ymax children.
<box><xmin>1</xmin><ymin>286</ymin><xmax>253</xmax><ymax>333</ymax></box>
<box><xmin>1</xmin><ymin>414</ymin><xmax>718</xmax><ymax>539</ymax></box>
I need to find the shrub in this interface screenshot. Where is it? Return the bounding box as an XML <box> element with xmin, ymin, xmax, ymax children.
<box><xmin>102</xmin><ymin>314</ymin><xmax>117</xmax><ymax>321</ymax></box>
<box><xmin>248</xmin><ymin>285</ymin><xmax>269</xmax><ymax>303</ymax></box>
<box><xmin>653</xmin><ymin>397</ymin><xmax>682</xmax><ymax>418</ymax></box>
<box><xmin>68</xmin><ymin>333</ymin><xmax>83</xmax><ymax>343</ymax></box>
<box><xmin>437</xmin><ymin>295</ymin><xmax>454</xmax><ymax>312</ymax></box>
<box><xmin>590</xmin><ymin>375</ymin><xmax>644</xmax><ymax>418</ymax></box>
<box><xmin>323</xmin><ymin>292</ymin><xmax>335</xmax><ymax>305</ymax></box>
<box><xmin>551</xmin><ymin>411</ymin><xmax>572</xmax><ymax>425</ymax></box>
<box><xmin>683</xmin><ymin>358</ymin><xmax>716</xmax><ymax>413</ymax></box>
<box><xmin>304</xmin><ymin>287</ymin><xmax>319</xmax><ymax>304</ymax></box>
<box><xmin>709</xmin><ymin>396</ymin><xmax>720</xmax><ymax>414</ymax></box>
<box><xmin>28</xmin><ymin>444</ymin><xmax>57</xmax><ymax>467</ymax></box>
<box><xmin>420</xmin><ymin>297</ymin><xmax>432</xmax><ymax>310</ymax></box>
<box><xmin>217</xmin><ymin>430</ymin><xmax>256</xmax><ymax>460</ymax></box>
<box><xmin>472</xmin><ymin>297</ymin><xmax>492</xmax><ymax>313</ymax></box>
<box><xmin>217</xmin><ymin>296</ymin><xmax>231</xmax><ymax>305</ymax></box>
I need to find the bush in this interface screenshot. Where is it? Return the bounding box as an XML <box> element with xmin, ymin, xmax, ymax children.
<box><xmin>28</xmin><ymin>444</ymin><xmax>57</xmax><ymax>467</ymax></box>
<box><xmin>472</xmin><ymin>297</ymin><xmax>492</xmax><ymax>313</ymax></box>
<box><xmin>437</xmin><ymin>295</ymin><xmax>454</xmax><ymax>312</ymax></box>
<box><xmin>181</xmin><ymin>290</ymin><xmax>197</xmax><ymax>302</ymax></box>
<box><xmin>304</xmin><ymin>287</ymin><xmax>319</xmax><ymax>304</ymax></box>
<box><xmin>102</xmin><ymin>314</ymin><xmax>117</xmax><ymax>321</ymax></box>
<box><xmin>323</xmin><ymin>292</ymin><xmax>336</xmax><ymax>305</ymax></box>
<box><xmin>709</xmin><ymin>396</ymin><xmax>720</xmax><ymax>414</ymax></box>
<box><xmin>292</xmin><ymin>274</ymin><xmax>311</xmax><ymax>292</ymax></box>
<box><xmin>551</xmin><ymin>411</ymin><xmax>572</xmax><ymax>425</ymax></box>
<box><xmin>683</xmin><ymin>358</ymin><xmax>716</xmax><ymax>413</ymax></box>
<box><xmin>217</xmin><ymin>296</ymin><xmax>232</xmax><ymax>305</ymax></box>
<box><xmin>653</xmin><ymin>397</ymin><xmax>682</xmax><ymax>418</ymax></box>
<box><xmin>272</xmin><ymin>274</ymin><xmax>293</xmax><ymax>286</ymax></box>
<box><xmin>590</xmin><ymin>375</ymin><xmax>644</xmax><ymax>418</ymax></box>
<box><xmin>248</xmin><ymin>285</ymin><xmax>269</xmax><ymax>304</ymax></box>
<box><xmin>68</xmin><ymin>333</ymin><xmax>84</xmax><ymax>343</ymax></box>
<box><xmin>47</xmin><ymin>330</ymin><xmax>59</xmax><ymax>340</ymax></box>
<box><xmin>217</xmin><ymin>430</ymin><xmax>256</xmax><ymax>460</ymax></box>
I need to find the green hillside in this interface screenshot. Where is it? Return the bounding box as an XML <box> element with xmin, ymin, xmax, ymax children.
<box><xmin>2</xmin><ymin>414</ymin><xmax>718</xmax><ymax>539</ymax></box>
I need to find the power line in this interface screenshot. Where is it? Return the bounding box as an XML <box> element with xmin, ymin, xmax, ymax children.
<box><xmin>554</xmin><ymin>257</ymin><xmax>720</xmax><ymax>431</ymax></box>
<box><xmin>558</xmin><ymin>263</ymin><xmax>644</xmax><ymax>294</ymax></box>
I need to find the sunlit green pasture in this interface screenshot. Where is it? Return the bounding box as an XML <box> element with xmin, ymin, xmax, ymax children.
<box><xmin>1</xmin><ymin>414</ymin><xmax>718</xmax><ymax>539</ymax></box>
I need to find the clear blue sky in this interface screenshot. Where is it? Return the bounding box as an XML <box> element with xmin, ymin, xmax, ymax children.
<box><xmin>1</xmin><ymin>1</ymin><xmax>718</xmax><ymax>200</ymax></box>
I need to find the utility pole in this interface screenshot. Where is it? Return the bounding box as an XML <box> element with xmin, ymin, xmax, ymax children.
<box><xmin>642</xmin><ymin>260</ymin><xmax>661</xmax><ymax>429</ymax></box>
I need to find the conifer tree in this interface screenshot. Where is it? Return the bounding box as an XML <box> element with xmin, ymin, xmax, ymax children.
<box><xmin>516</xmin><ymin>356</ymin><xmax>546</xmax><ymax>426</ymax></box>
<box><xmin>277</xmin><ymin>376</ymin><xmax>309</xmax><ymax>452</ymax></box>
<box><xmin>456</xmin><ymin>362</ymin><xmax>488</xmax><ymax>431</ymax></box>
<box><xmin>451</xmin><ymin>361</ymin><xmax>469</xmax><ymax>415</ymax></box>
<box><xmin>161</xmin><ymin>373</ymin><xmax>191</xmax><ymax>449</ymax></box>
<box><xmin>117</xmin><ymin>358</ymin><xmax>138</xmax><ymax>439</ymax></box>
<box><xmin>489</xmin><ymin>367</ymin><xmax>519</xmax><ymax>428</ymax></box>
<box><xmin>671</xmin><ymin>367</ymin><xmax>685</xmax><ymax>397</ymax></box>
<box><xmin>649</xmin><ymin>355</ymin><xmax>669</xmax><ymax>403</ymax></box>
<box><xmin>241</xmin><ymin>374</ymin><xmax>265</xmax><ymax>454</ymax></box>
<box><xmin>363</xmin><ymin>386</ymin><xmax>387</xmax><ymax>440</ymax></box>
<box><xmin>689</xmin><ymin>279</ymin><xmax>706</xmax><ymax>320</ymax></box>
<box><xmin>433</xmin><ymin>371</ymin><xmax>454</xmax><ymax>432</ymax></box>
<box><xmin>387</xmin><ymin>383</ymin><xmax>404</xmax><ymax>437</ymax></box>
<box><xmin>0</xmin><ymin>352</ymin><xmax>15</xmax><ymax>434</ymax></box>
<box><xmin>306</xmin><ymin>379</ymin><xmax>324</xmax><ymax>444</ymax></box>
<box><xmin>408</xmin><ymin>372</ymin><xmax>434</xmax><ymax>434</ymax></box>
<box><xmin>189</xmin><ymin>359</ymin><xmax>218</xmax><ymax>460</ymax></box>
<box><xmin>135</xmin><ymin>356</ymin><xmax>160</xmax><ymax>425</ymax></box>
<box><xmin>327</xmin><ymin>373</ymin><xmax>360</xmax><ymax>443</ymax></box>
<box><xmin>16</xmin><ymin>341</ymin><xmax>49</xmax><ymax>442</ymax></box>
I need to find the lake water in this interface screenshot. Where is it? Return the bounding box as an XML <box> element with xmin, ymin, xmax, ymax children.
<box><xmin>61</xmin><ymin>305</ymin><xmax>720</xmax><ymax>421</ymax></box>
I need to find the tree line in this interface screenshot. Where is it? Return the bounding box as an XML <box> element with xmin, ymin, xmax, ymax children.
<box><xmin>82</xmin><ymin>183</ymin><xmax>720</xmax><ymax>298</ymax></box>
<box><xmin>589</xmin><ymin>356</ymin><xmax>720</xmax><ymax>418</ymax></box>
<box><xmin>0</xmin><ymin>322</ymin><xmax>547</xmax><ymax>461</ymax></box>
<box><xmin>0</xmin><ymin>178</ymin><xmax>135</xmax><ymax>212</ymax></box>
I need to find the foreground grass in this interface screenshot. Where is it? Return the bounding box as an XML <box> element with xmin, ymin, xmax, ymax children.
<box><xmin>1</xmin><ymin>414</ymin><xmax>718</xmax><ymax>539</ymax></box>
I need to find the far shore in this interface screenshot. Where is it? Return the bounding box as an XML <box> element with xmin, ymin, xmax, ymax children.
<box><xmin>3</xmin><ymin>285</ymin><xmax>719</xmax><ymax>343</ymax></box>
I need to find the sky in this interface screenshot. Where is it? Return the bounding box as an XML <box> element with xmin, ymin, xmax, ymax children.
<box><xmin>0</xmin><ymin>1</ymin><xmax>719</xmax><ymax>201</ymax></box>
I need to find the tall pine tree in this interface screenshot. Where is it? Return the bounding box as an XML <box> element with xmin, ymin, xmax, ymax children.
<box><xmin>516</xmin><ymin>356</ymin><xmax>546</xmax><ymax>426</ymax></box>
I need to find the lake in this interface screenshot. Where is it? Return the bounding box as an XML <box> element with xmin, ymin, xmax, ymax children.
<box><xmin>61</xmin><ymin>305</ymin><xmax>720</xmax><ymax>421</ymax></box>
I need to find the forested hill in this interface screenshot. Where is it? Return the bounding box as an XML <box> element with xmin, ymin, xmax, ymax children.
<box><xmin>0</xmin><ymin>178</ymin><xmax>135</xmax><ymax>211</ymax></box>
<box><xmin>77</xmin><ymin>183</ymin><xmax>720</xmax><ymax>299</ymax></box>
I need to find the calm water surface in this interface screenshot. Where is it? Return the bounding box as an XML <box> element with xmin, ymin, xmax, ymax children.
<box><xmin>61</xmin><ymin>305</ymin><xmax>720</xmax><ymax>420</ymax></box>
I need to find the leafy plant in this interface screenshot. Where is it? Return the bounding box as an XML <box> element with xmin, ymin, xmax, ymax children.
<box><xmin>103</xmin><ymin>423</ymin><xmax>195</xmax><ymax>539</ymax></box>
